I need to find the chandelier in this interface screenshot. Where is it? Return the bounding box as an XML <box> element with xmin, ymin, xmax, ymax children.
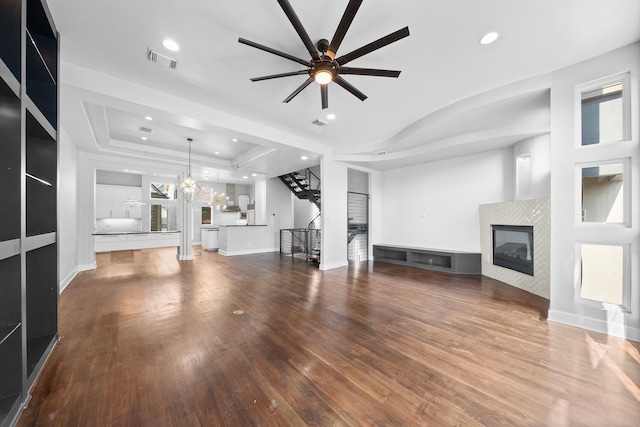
<box><xmin>176</xmin><ymin>137</ymin><xmax>201</xmax><ymax>203</ymax></box>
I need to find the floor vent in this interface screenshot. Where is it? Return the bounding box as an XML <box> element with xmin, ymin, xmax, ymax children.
<box><xmin>147</xmin><ymin>47</ymin><xmax>178</xmax><ymax>69</ymax></box>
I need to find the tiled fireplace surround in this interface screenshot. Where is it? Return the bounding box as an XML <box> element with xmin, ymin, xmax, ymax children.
<box><xmin>479</xmin><ymin>199</ymin><xmax>551</xmax><ymax>299</ymax></box>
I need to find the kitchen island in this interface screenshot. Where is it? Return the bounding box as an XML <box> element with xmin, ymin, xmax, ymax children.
<box><xmin>93</xmin><ymin>231</ymin><xmax>181</xmax><ymax>252</ymax></box>
<box><xmin>218</xmin><ymin>225</ymin><xmax>275</xmax><ymax>256</ymax></box>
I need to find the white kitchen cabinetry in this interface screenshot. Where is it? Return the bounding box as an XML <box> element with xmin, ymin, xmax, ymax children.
<box><xmin>96</xmin><ymin>185</ymin><xmax>143</xmax><ymax>219</ymax></box>
<box><xmin>94</xmin><ymin>232</ymin><xmax>181</xmax><ymax>252</ymax></box>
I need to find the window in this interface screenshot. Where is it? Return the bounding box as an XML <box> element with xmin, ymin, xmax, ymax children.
<box><xmin>579</xmin><ymin>243</ymin><xmax>628</xmax><ymax>309</ymax></box>
<box><xmin>150</xmin><ymin>205</ymin><xmax>177</xmax><ymax>231</ymax></box>
<box><xmin>579</xmin><ymin>74</ymin><xmax>630</xmax><ymax>147</ymax></box>
<box><xmin>578</xmin><ymin>160</ymin><xmax>628</xmax><ymax>225</ymax></box>
<box><xmin>150</xmin><ymin>182</ymin><xmax>176</xmax><ymax>200</ymax></box>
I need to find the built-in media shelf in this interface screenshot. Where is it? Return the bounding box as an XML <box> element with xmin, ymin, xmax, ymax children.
<box><xmin>0</xmin><ymin>0</ymin><xmax>22</xmax><ymax>82</ymax></box>
<box><xmin>0</xmin><ymin>78</ymin><xmax>21</xmax><ymax>242</ymax></box>
<box><xmin>0</xmin><ymin>0</ymin><xmax>59</xmax><ymax>425</ymax></box>
<box><xmin>373</xmin><ymin>244</ymin><xmax>481</xmax><ymax>275</ymax></box>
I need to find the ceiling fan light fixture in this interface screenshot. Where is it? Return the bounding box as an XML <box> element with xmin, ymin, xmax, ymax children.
<box><xmin>314</xmin><ymin>69</ymin><xmax>333</xmax><ymax>85</ymax></box>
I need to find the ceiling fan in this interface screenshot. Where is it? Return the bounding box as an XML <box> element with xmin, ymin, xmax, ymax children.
<box><xmin>238</xmin><ymin>0</ymin><xmax>410</xmax><ymax>109</ymax></box>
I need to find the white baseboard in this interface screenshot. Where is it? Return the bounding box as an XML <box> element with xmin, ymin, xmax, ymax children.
<box><xmin>319</xmin><ymin>260</ymin><xmax>349</xmax><ymax>271</ymax></box>
<box><xmin>177</xmin><ymin>254</ymin><xmax>194</xmax><ymax>261</ymax></box>
<box><xmin>78</xmin><ymin>262</ymin><xmax>96</xmax><ymax>272</ymax></box>
<box><xmin>59</xmin><ymin>268</ymin><xmax>79</xmax><ymax>294</ymax></box>
<box><xmin>548</xmin><ymin>309</ymin><xmax>640</xmax><ymax>342</ymax></box>
<box><xmin>218</xmin><ymin>248</ymin><xmax>277</xmax><ymax>256</ymax></box>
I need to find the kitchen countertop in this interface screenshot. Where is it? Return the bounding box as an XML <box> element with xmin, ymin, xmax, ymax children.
<box><xmin>93</xmin><ymin>231</ymin><xmax>181</xmax><ymax>235</ymax></box>
<box><xmin>218</xmin><ymin>224</ymin><xmax>267</xmax><ymax>227</ymax></box>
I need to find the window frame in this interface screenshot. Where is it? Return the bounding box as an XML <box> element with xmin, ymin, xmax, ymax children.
<box><xmin>574</xmin><ymin>157</ymin><xmax>631</xmax><ymax>227</ymax></box>
<box><xmin>574</xmin><ymin>72</ymin><xmax>631</xmax><ymax>149</ymax></box>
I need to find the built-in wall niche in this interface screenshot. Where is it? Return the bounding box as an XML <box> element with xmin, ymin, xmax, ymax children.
<box><xmin>577</xmin><ymin>160</ymin><xmax>629</xmax><ymax>225</ymax></box>
<box><xmin>579</xmin><ymin>74</ymin><xmax>630</xmax><ymax>147</ymax></box>
<box><xmin>26</xmin><ymin>110</ymin><xmax>57</xmax><ymax>236</ymax></box>
<box><xmin>578</xmin><ymin>242</ymin><xmax>629</xmax><ymax>310</ymax></box>
<box><xmin>26</xmin><ymin>243</ymin><xmax>57</xmax><ymax>377</ymax></box>
<box><xmin>0</xmin><ymin>77</ymin><xmax>21</xmax><ymax>241</ymax></box>
<box><xmin>26</xmin><ymin>0</ymin><xmax>58</xmax><ymax>128</ymax></box>
<box><xmin>516</xmin><ymin>154</ymin><xmax>532</xmax><ymax>197</ymax></box>
<box><xmin>0</xmin><ymin>0</ymin><xmax>22</xmax><ymax>81</ymax></box>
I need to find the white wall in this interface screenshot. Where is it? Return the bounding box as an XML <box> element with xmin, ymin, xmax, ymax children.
<box><xmin>320</xmin><ymin>157</ymin><xmax>349</xmax><ymax>270</ymax></box>
<box><xmin>58</xmin><ymin>126</ymin><xmax>79</xmax><ymax>292</ymax></box>
<box><xmin>549</xmin><ymin>42</ymin><xmax>640</xmax><ymax>341</ymax></box>
<box><xmin>266</xmin><ymin>177</ymin><xmax>293</xmax><ymax>250</ymax></box>
<box><xmin>378</xmin><ymin>148</ymin><xmax>513</xmax><ymax>252</ymax></box>
<box><xmin>348</xmin><ymin>168</ymin><xmax>369</xmax><ymax>193</ymax></box>
<box><xmin>293</xmin><ymin>196</ymin><xmax>317</xmax><ymax>228</ymax></box>
<box><xmin>513</xmin><ymin>134</ymin><xmax>550</xmax><ymax>200</ymax></box>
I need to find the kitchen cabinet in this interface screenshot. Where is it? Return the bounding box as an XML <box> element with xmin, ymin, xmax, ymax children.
<box><xmin>96</xmin><ymin>185</ymin><xmax>142</xmax><ymax>219</ymax></box>
<box><xmin>201</xmin><ymin>227</ymin><xmax>219</xmax><ymax>251</ymax></box>
<box><xmin>0</xmin><ymin>0</ymin><xmax>59</xmax><ymax>425</ymax></box>
<box><xmin>94</xmin><ymin>232</ymin><xmax>181</xmax><ymax>252</ymax></box>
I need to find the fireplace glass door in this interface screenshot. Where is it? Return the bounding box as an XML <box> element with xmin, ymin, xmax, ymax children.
<box><xmin>492</xmin><ymin>225</ymin><xmax>534</xmax><ymax>276</ymax></box>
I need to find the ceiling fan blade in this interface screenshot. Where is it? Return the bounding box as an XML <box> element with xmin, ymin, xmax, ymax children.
<box><xmin>326</xmin><ymin>0</ymin><xmax>363</xmax><ymax>60</ymax></box>
<box><xmin>283</xmin><ymin>77</ymin><xmax>314</xmax><ymax>103</ymax></box>
<box><xmin>339</xmin><ymin>67</ymin><xmax>401</xmax><ymax>78</ymax></box>
<box><xmin>239</xmin><ymin>38</ymin><xmax>310</xmax><ymax>66</ymax></box>
<box><xmin>277</xmin><ymin>0</ymin><xmax>321</xmax><ymax>61</ymax></box>
<box><xmin>333</xmin><ymin>75</ymin><xmax>367</xmax><ymax>101</ymax></box>
<box><xmin>321</xmin><ymin>84</ymin><xmax>328</xmax><ymax>109</ymax></box>
<box><xmin>336</xmin><ymin>26</ymin><xmax>410</xmax><ymax>66</ymax></box>
<box><xmin>250</xmin><ymin>70</ymin><xmax>309</xmax><ymax>82</ymax></box>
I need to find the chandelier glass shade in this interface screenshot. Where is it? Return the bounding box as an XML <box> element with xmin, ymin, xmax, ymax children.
<box><xmin>176</xmin><ymin>138</ymin><xmax>201</xmax><ymax>203</ymax></box>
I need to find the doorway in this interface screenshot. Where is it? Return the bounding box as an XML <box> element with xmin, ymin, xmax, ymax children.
<box><xmin>348</xmin><ymin>192</ymin><xmax>369</xmax><ymax>262</ymax></box>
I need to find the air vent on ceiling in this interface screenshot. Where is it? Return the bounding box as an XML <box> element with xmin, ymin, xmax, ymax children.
<box><xmin>373</xmin><ymin>150</ymin><xmax>387</xmax><ymax>156</ymax></box>
<box><xmin>147</xmin><ymin>47</ymin><xmax>178</xmax><ymax>69</ymax></box>
<box><xmin>139</xmin><ymin>126</ymin><xmax>153</xmax><ymax>133</ymax></box>
<box><xmin>312</xmin><ymin>118</ymin><xmax>328</xmax><ymax>127</ymax></box>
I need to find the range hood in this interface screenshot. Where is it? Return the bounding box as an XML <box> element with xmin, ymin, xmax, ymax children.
<box><xmin>222</xmin><ymin>183</ymin><xmax>240</xmax><ymax>212</ymax></box>
<box><xmin>222</xmin><ymin>204</ymin><xmax>240</xmax><ymax>212</ymax></box>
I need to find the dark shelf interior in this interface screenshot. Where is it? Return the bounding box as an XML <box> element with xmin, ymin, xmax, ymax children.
<box><xmin>0</xmin><ymin>0</ymin><xmax>22</xmax><ymax>81</ymax></box>
<box><xmin>26</xmin><ymin>0</ymin><xmax>57</xmax><ymax>129</ymax></box>
<box><xmin>0</xmin><ymin>255</ymin><xmax>21</xmax><ymax>335</ymax></box>
<box><xmin>412</xmin><ymin>252</ymin><xmax>452</xmax><ymax>269</ymax></box>
<box><xmin>0</xmin><ymin>323</ymin><xmax>22</xmax><ymax>402</ymax></box>
<box><xmin>373</xmin><ymin>247</ymin><xmax>407</xmax><ymax>262</ymax></box>
<box><xmin>26</xmin><ymin>110</ymin><xmax>57</xmax><ymax>236</ymax></box>
<box><xmin>0</xmin><ymin>79</ymin><xmax>21</xmax><ymax>242</ymax></box>
<box><xmin>26</xmin><ymin>242</ymin><xmax>57</xmax><ymax>376</ymax></box>
<box><xmin>27</xmin><ymin>334</ymin><xmax>54</xmax><ymax>377</ymax></box>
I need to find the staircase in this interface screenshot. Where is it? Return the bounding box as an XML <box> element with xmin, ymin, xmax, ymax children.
<box><xmin>278</xmin><ymin>168</ymin><xmax>321</xmax><ymax>210</ymax></box>
<box><xmin>279</xmin><ymin>168</ymin><xmax>321</xmax><ymax>263</ymax></box>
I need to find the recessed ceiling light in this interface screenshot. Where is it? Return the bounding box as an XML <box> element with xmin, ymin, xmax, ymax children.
<box><xmin>141</xmin><ymin>137</ymin><xmax>147</xmax><ymax>140</ymax></box>
<box><xmin>214</xmin><ymin>151</ymin><xmax>219</xmax><ymax>155</ymax></box>
<box><xmin>251</xmin><ymin>173</ymin><xmax>257</xmax><ymax>177</ymax></box>
<box><xmin>326</xmin><ymin>113</ymin><xmax>336</xmax><ymax>120</ymax></box>
<box><xmin>243</xmin><ymin>176</ymin><xmax>248</xmax><ymax>179</ymax></box>
<box><xmin>301</xmin><ymin>156</ymin><xmax>308</xmax><ymax>160</ymax></box>
<box><xmin>145</xmin><ymin>116</ymin><xmax>153</xmax><ymax>121</ymax></box>
<box><xmin>232</xmin><ymin>138</ymin><xmax>238</xmax><ymax>142</ymax></box>
<box><xmin>162</xmin><ymin>39</ymin><xmax>180</xmax><ymax>52</ymax></box>
<box><xmin>124</xmin><ymin>169</ymin><xmax>129</xmax><ymax>172</ymax></box>
<box><xmin>153</xmin><ymin>173</ymin><xmax>157</xmax><ymax>176</ymax></box>
<box><xmin>480</xmin><ymin>32</ymin><xmax>499</xmax><ymax>45</ymax></box>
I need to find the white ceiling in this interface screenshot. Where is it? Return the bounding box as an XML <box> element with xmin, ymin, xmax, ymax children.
<box><xmin>48</xmin><ymin>0</ymin><xmax>640</xmax><ymax>178</ymax></box>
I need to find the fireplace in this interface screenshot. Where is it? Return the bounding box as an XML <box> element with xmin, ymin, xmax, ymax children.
<box><xmin>492</xmin><ymin>225</ymin><xmax>534</xmax><ymax>276</ymax></box>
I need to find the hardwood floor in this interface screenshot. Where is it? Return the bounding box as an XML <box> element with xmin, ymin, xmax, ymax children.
<box><xmin>18</xmin><ymin>247</ymin><xmax>640</xmax><ymax>426</ymax></box>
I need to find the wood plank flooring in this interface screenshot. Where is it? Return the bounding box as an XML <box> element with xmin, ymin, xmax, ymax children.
<box><xmin>18</xmin><ymin>247</ymin><xmax>640</xmax><ymax>426</ymax></box>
